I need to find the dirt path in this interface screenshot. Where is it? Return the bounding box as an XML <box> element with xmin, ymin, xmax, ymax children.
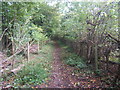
<box><xmin>39</xmin><ymin>42</ymin><xmax>78</xmax><ymax>88</ymax></box>
<box><xmin>39</xmin><ymin>42</ymin><xmax>104</xmax><ymax>88</ymax></box>
<box><xmin>45</xmin><ymin>42</ymin><xmax>71</xmax><ymax>88</ymax></box>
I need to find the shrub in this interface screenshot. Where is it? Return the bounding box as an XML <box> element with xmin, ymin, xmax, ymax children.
<box><xmin>64</xmin><ymin>54</ymin><xmax>87</xmax><ymax>69</ymax></box>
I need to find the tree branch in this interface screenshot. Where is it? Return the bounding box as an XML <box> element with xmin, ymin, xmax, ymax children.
<box><xmin>0</xmin><ymin>19</ymin><xmax>14</xmax><ymax>41</ymax></box>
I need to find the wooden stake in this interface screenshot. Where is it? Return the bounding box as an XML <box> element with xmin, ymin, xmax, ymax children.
<box><xmin>27</xmin><ymin>42</ymin><xmax>30</xmax><ymax>61</ymax></box>
<box><xmin>38</xmin><ymin>41</ymin><xmax>39</xmax><ymax>53</ymax></box>
<box><xmin>12</xmin><ymin>40</ymin><xmax>15</xmax><ymax>69</ymax></box>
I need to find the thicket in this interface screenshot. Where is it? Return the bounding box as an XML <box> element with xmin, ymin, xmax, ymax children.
<box><xmin>51</xmin><ymin>1</ymin><xmax>120</xmax><ymax>86</ymax></box>
<box><xmin>0</xmin><ymin>2</ymin><xmax>58</xmax><ymax>88</ymax></box>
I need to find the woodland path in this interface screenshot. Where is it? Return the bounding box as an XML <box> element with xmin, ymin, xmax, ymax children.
<box><xmin>40</xmin><ymin>42</ymin><xmax>78</xmax><ymax>88</ymax></box>
<box><xmin>39</xmin><ymin>42</ymin><xmax>103</xmax><ymax>88</ymax></box>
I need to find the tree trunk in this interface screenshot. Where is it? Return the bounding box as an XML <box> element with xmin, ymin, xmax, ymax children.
<box><xmin>105</xmin><ymin>55</ymin><xmax>109</xmax><ymax>71</ymax></box>
<box><xmin>94</xmin><ymin>26</ymin><xmax>98</xmax><ymax>72</ymax></box>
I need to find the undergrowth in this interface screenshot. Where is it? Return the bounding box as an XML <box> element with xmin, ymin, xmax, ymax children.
<box><xmin>11</xmin><ymin>42</ymin><xmax>54</xmax><ymax>88</ymax></box>
<box><xmin>64</xmin><ymin>53</ymin><xmax>87</xmax><ymax>69</ymax></box>
<box><xmin>58</xmin><ymin>41</ymin><xmax>87</xmax><ymax>69</ymax></box>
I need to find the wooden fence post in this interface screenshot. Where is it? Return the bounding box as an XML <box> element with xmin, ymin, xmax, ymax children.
<box><xmin>27</xmin><ymin>42</ymin><xmax>30</xmax><ymax>61</ymax></box>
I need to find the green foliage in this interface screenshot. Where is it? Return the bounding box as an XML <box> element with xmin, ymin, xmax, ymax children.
<box><xmin>14</xmin><ymin>62</ymin><xmax>48</xmax><ymax>86</ymax></box>
<box><xmin>1</xmin><ymin>1</ymin><xmax>119</xmax><ymax>88</ymax></box>
<box><xmin>31</xmin><ymin>3</ymin><xmax>60</xmax><ymax>37</ymax></box>
<box><xmin>50</xmin><ymin>1</ymin><xmax>118</xmax><ymax>45</ymax></box>
<box><xmin>94</xmin><ymin>69</ymin><xmax>102</xmax><ymax>76</ymax></box>
<box><xmin>12</xmin><ymin>43</ymin><xmax>54</xmax><ymax>88</ymax></box>
<box><xmin>109</xmin><ymin>51</ymin><xmax>119</xmax><ymax>63</ymax></box>
<box><xmin>58</xmin><ymin>40</ymin><xmax>87</xmax><ymax>69</ymax></box>
<box><xmin>9</xmin><ymin>22</ymin><xmax>32</xmax><ymax>50</ymax></box>
<box><xmin>1</xmin><ymin>2</ymin><xmax>57</xmax><ymax>51</ymax></box>
<box><xmin>29</xmin><ymin>24</ymin><xmax>48</xmax><ymax>42</ymax></box>
<box><xmin>64</xmin><ymin>54</ymin><xmax>87</xmax><ymax>69</ymax></box>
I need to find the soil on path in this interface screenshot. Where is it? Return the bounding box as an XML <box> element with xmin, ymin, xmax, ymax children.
<box><xmin>39</xmin><ymin>42</ymin><xmax>104</xmax><ymax>88</ymax></box>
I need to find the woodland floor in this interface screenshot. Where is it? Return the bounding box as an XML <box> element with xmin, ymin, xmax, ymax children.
<box><xmin>0</xmin><ymin>42</ymin><xmax>119</xmax><ymax>88</ymax></box>
<box><xmin>39</xmin><ymin>42</ymin><xmax>106</xmax><ymax>88</ymax></box>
